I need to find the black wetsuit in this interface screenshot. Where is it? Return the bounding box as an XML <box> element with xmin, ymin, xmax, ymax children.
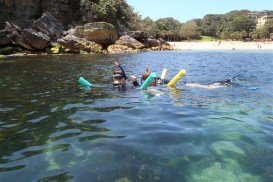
<box><xmin>118</xmin><ymin>65</ymin><xmax>127</xmax><ymax>80</ymax></box>
<box><xmin>132</xmin><ymin>80</ymin><xmax>139</xmax><ymax>87</ymax></box>
<box><xmin>113</xmin><ymin>65</ymin><xmax>127</xmax><ymax>88</ymax></box>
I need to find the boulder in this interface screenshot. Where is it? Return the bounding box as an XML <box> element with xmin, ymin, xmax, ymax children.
<box><xmin>157</xmin><ymin>38</ymin><xmax>168</xmax><ymax>45</ymax></box>
<box><xmin>22</xmin><ymin>29</ymin><xmax>50</xmax><ymax>50</ymax></box>
<box><xmin>151</xmin><ymin>46</ymin><xmax>160</xmax><ymax>51</ymax></box>
<box><xmin>57</xmin><ymin>34</ymin><xmax>102</xmax><ymax>53</ymax></box>
<box><xmin>10</xmin><ymin>31</ymin><xmax>33</xmax><ymax>50</ymax></box>
<box><xmin>115</xmin><ymin>35</ymin><xmax>145</xmax><ymax>49</ymax></box>
<box><xmin>0</xmin><ymin>31</ymin><xmax>12</xmax><ymax>45</ymax></box>
<box><xmin>74</xmin><ymin>22</ymin><xmax>118</xmax><ymax>47</ymax></box>
<box><xmin>0</xmin><ymin>37</ymin><xmax>12</xmax><ymax>45</ymax></box>
<box><xmin>127</xmin><ymin>30</ymin><xmax>148</xmax><ymax>41</ymax></box>
<box><xmin>32</xmin><ymin>12</ymin><xmax>64</xmax><ymax>40</ymax></box>
<box><xmin>107</xmin><ymin>45</ymin><xmax>136</xmax><ymax>54</ymax></box>
<box><xmin>148</xmin><ymin>38</ymin><xmax>159</xmax><ymax>47</ymax></box>
<box><xmin>161</xmin><ymin>44</ymin><xmax>174</xmax><ymax>50</ymax></box>
<box><xmin>5</xmin><ymin>22</ymin><xmax>22</xmax><ymax>33</ymax></box>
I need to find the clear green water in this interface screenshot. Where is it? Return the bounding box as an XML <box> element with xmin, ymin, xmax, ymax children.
<box><xmin>0</xmin><ymin>51</ymin><xmax>273</xmax><ymax>181</ymax></box>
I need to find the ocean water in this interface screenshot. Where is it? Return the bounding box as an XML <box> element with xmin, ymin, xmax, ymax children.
<box><xmin>0</xmin><ymin>51</ymin><xmax>272</xmax><ymax>181</ymax></box>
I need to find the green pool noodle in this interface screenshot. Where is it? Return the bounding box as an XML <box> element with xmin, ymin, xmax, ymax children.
<box><xmin>79</xmin><ymin>77</ymin><xmax>93</xmax><ymax>87</ymax></box>
<box><xmin>140</xmin><ymin>72</ymin><xmax>157</xmax><ymax>90</ymax></box>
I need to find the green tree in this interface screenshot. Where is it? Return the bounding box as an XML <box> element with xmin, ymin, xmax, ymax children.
<box><xmin>231</xmin><ymin>16</ymin><xmax>256</xmax><ymax>33</ymax></box>
<box><xmin>264</xmin><ymin>19</ymin><xmax>273</xmax><ymax>33</ymax></box>
<box><xmin>81</xmin><ymin>0</ymin><xmax>140</xmax><ymax>30</ymax></box>
<box><xmin>200</xmin><ymin>14</ymin><xmax>224</xmax><ymax>36</ymax></box>
<box><xmin>180</xmin><ymin>20</ymin><xmax>201</xmax><ymax>40</ymax></box>
<box><xmin>138</xmin><ymin>17</ymin><xmax>157</xmax><ymax>37</ymax></box>
<box><xmin>155</xmin><ymin>17</ymin><xmax>181</xmax><ymax>41</ymax></box>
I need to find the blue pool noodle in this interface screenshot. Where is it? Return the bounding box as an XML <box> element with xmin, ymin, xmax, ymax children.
<box><xmin>79</xmin><ymin>77</ymin><xmax>93</xmax><ymax>87</ymax></box>
<box><xmin>140</xmin><ymin>72</ymin><xmax>157</xmax><ymax>90</ymax></box>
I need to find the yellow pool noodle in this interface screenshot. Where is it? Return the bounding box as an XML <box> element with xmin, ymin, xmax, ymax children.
<box><xmin>160</xmin><ymin>69</ymin><xmax>168</xmax><ymax>80</ymax></box>
<box><xmin>167</xmin><ymin>69</ymin><xmax>186</xmax><ymax>87</ymax></box>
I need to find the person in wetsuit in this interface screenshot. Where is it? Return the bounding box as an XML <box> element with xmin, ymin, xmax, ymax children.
<box><xmin>130</xmin><ymin>75</ymin><xmax>140</xmax><ymax>87</ymax></box>
<box><xmin>113</xmin><ymin>61</ymin><xmax>127</xmax><ymax>88</ymax></box>
<box><xmin>141</xmin><ymin>66</ymin><xmax>157</xmax><ymax>86</ymax></box>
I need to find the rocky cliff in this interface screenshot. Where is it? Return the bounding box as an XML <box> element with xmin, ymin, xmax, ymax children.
<box><xmin>0</xmin><ymin>0</ymin><xmax>83</xmax><ymax>28</ymax></box>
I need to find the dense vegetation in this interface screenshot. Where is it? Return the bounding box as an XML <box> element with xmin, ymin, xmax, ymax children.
<box><xmin>1</xmin><ymin>0</ymin><xmax>272</xmax><ymax>41</ymax></box>
<box><xmin>80</xmin><ymin>0</ymin><xmax>140</xmax><ymax>31</ymax></box>
<box><xmin>137</xmin><ymin>10</ymin><xmax>273</xmax><ymax>41</ymax></box>
<box><xmin>80</xmin><ymin>1</ymin><xmax>273</xmax><ymax>41</ymax></box>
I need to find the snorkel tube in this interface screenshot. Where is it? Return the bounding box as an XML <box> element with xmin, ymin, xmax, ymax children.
<box><xmin>140</xmin><ymin>72</ymin><xmax>157</xmax><ymax>90</ymax></box>
<box><xmin>167</xmin><ymin>69</ymin><xmax>186</xmax><ymax>87</ymax></box>
<box><xmin>79</xmin><ymin>77</ymin><xmax>93</xmax><ymax>87</ymax></box>
<box><xmin>160</xmin><ymin>69</ymin><xmax>168</xmax><ymax>84</ymax></box>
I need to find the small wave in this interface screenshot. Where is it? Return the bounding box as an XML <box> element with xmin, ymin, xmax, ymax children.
<box><xmin>185</xmin><ymin>83</ymin><xmax>225</xmax><ymax>89</ymax></box>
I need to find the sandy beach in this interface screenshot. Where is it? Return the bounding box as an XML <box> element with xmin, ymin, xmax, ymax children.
<box><xmin>169</xmin><ymin>41</ymin><xmax>273</xmax><ymax>51</ymax></box>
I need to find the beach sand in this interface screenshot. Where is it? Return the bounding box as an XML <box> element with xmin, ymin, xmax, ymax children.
<box><xmin>169</xmin><ymin>41</ymin><xmax>273</xmax><ymax>51</ymax></box>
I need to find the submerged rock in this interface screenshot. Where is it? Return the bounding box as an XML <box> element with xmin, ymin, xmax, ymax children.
<box><xmin>211</xmin><ymin>141</ymin><xmax>245</xmax><ymax>156</ymax></box>
<box><xmin>188</xmin><ymin>160</ymin><xmax>261</xmax><ymax>182</ymax></box>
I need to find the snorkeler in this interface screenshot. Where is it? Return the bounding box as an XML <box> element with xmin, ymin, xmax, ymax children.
<box><xmin>113</xmin><ymin>60</ymin><xmax>127</xmax><ymax>87</ymax></box>
<box><xmin>141</xmin><ymin>66</ymin><xmax>157</xmax><ymax>86</ymax></box>
<box><xmin>130</xmin><ymin>75</ymin><xmax>140</xmax><ymax>87</ymax></box>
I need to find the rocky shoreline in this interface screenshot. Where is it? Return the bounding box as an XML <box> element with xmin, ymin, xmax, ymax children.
<box><xmin>0</xmin><ymin>12</ymin><xmax>173</xmax><ymax>57</ymax></box>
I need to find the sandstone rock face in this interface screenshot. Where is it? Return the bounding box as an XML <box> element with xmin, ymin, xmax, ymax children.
<box><xmin>10</xmin><ymin>31</ymin><xmax>33</xmax><ymax>50</ymax></box>
<box><xmin>1</xmin><ymin>12</ymin><xmax>63</xmax><ymax>51</ymax></box>
<box><xmin>127</xmin><ymin>30</ymin><xmax>148</xmax><ymax>41</ymax></box>
<box><xmin>148</xmin><ymin>38</ymin><xmax>159</xmax><ymax>47</ymax></box>
<box><xmin>115</xmin><ymin>35</ymin><xmax>145</xmax><ymax>49</ymax></box>
<box><xmin>41</xmin><ymin>0</ymin><xmax>81</xmax><ymax>28</ymax></box>
<box><xmin>0</xmin><ymin>0</ymin><xmax>81</xmax><ymax>28</ymax></box>
<box><xmin>107</xmin><ymin>45</ymin><xmax>136</xmax><ymax>54</ymax></box>
<box><xmin>74</xmin><ymin>22</ymin><xmax>118</xmax><ymax>47</ymax></box>
<box><xmin>0</xmin><ymin>31</ymin><xmax>12</xmax><ymax>45</ymax></box>
<box><xmin>22</xmin><ymin>29</ymin><xmax>50</xmax><ymax>50</ymax></box>
<box><xmin>161</xmin><ymin>44</ymin><xmax>174</xmax><ymax>50</ymax></box>
<box><xmin>57</xmin><ymin>34</ymin><xmax>102</xmax><ymax>53</ymax></box>
<box><xmin>32</xmin><ymin>12</ymin><xmax>64</xmax><ymax>40</ymax></box>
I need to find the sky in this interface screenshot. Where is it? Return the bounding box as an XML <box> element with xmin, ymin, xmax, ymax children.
<box><xmin>126</xmin><ymin>0</ymin><xmax>273</xmax><ymax>22</ymax></box>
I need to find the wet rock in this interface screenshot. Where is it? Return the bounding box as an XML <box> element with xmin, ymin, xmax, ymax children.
<box><xmin>74</xmin><ymin>22</ymin><xmax>118</xmax><ymax>47</ymax></box>
<box><xmin>115</xmin><ymin>35</ymin><xmax>145</xmax><ymax>49</ymax></box>
<box><xmin>57</xmin><ymin>34</ymin><xmax>102</xmax><ymax>54</ymax></box>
